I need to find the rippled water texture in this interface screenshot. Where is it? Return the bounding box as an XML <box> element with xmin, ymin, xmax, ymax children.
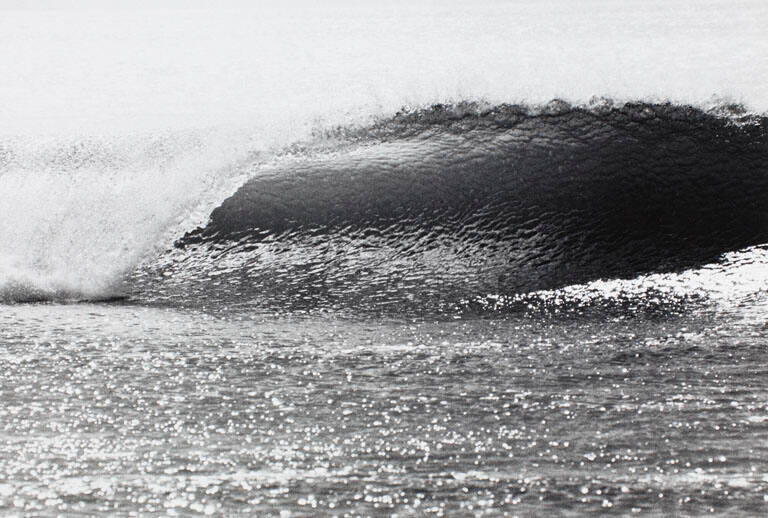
<box><xmin>2</xmin><ymin>293</ymin><xmax>768</xmax><ymax>516</ymax></box>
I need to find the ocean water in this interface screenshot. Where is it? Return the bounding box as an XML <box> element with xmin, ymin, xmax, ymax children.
<box><xmin>2</xmin><ymin>1</ymin><xmax>768</xmax><ymax>516</ymax></box>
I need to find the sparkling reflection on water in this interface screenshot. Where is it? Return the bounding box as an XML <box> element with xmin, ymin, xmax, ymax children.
<box><xmin>1</xmin><ymin>297</ymin><xmax>768</xmax><ymax>517</ymax></box>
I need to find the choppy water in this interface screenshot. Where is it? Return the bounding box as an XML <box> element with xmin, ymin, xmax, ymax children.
<box><xmin>2</xmin><ymin>289</ymin><xmax>768</xmax><ymax>516</ymax></box>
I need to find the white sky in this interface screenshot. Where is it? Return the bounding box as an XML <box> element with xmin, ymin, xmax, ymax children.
<box><xmin>0</xmin><ymin>0</ymin><xmax>766</xmax><ymax>136</ymax></box>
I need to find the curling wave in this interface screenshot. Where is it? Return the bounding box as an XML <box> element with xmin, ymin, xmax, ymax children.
<box><xmin>130</xmin><ymin>100</ymin><xmax>768</xmax><ymax>313</ymax></box>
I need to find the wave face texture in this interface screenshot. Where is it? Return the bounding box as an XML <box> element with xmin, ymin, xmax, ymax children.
<box><xmin>130</xmin><ymin>101</ymin><xmax>768</xmax><ymax>313</ymax></box>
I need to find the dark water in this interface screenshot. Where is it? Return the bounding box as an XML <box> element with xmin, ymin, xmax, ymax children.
<box><xmin>2</xmin><ymin>101</ymin><xmax>768</xmax><ymax>516</ymax></box>
<box><xmin>142</xmin><ymin>102</ymin><xmax>768</xmax><ymax>315</ymax></box>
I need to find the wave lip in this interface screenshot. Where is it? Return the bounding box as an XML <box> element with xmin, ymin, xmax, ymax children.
<box><xmin>149</xmin><ymin>101</ymin><xmax>768</xmax><ymax>313</ymax></box>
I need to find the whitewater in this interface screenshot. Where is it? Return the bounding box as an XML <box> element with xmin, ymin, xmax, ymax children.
<box><xmin>1</xmin><ymin>1</ymin><xmax>768</xmax><ymax>516</ymax></box>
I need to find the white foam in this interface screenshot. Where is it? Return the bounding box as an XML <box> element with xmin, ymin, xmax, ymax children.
<box><xmin>0</xmin><ymin>130</ymin><xmax>256</xmax><ymax>299</ymax></box>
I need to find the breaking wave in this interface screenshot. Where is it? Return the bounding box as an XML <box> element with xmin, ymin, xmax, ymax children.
<box><xmin>1</xmin><ymin>99</ymin><xmax>767</xmax><ymax>312</ymax></box>
<box><xmin>121</xmin><ymin>100</ymin><xmax>768</xmax><ymax>314</ymax></box>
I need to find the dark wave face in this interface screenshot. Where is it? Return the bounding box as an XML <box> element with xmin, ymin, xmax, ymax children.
<box><xmin>136</xmin><ymin>101</ymin><xmax>768</xmax><ymax>313</ymax></box>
